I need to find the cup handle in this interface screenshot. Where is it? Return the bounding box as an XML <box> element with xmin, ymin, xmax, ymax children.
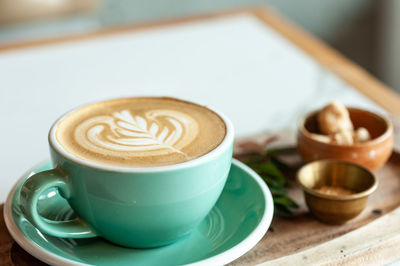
<box><xmin>19</xmin><ymin>168</ymin><xmax>98</xmax><ymax>238</ymax></box>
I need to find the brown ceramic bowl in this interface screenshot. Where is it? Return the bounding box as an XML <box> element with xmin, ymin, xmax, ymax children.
<box><xmin>297</xmin><ymin>160</ymin><xmax>377</xmax><ymax>224</ymax></box>
<box><xmin>297</xmin><ymin>107</ymin><xmax>393</xmax><ymax>171</ymax></box>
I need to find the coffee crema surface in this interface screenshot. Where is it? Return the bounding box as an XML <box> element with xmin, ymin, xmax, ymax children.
<box><xmin>56</xmin><ymin>97</ymin><xmax>226</xmax><ymax>167</ymax></box>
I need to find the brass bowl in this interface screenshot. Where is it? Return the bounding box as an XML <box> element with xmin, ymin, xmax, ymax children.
<box><xmin>297</xmin><ymin>160</ymin><xmax>377</xmax><ymax>224</ymax></box>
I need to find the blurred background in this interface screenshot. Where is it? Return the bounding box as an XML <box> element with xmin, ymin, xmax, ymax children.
<box><xmin>1</xmin><ymin>0</ymin><xmax>399</xmax><ymax>203</ymax></box>
<box><xmin>0</xmin><ymin>0</ymin><xmax>399</xmax><ymax>92</ymax></box>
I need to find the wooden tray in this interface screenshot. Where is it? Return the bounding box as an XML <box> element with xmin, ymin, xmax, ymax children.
<box><xmin>1</xmin><ymin>152</ymin><xmax>399</xmax><ymax>266</ymax></box>
<box><xmin>230</xmin><ymin>146</ymin><xmax>400</xmax><ymax>265</ymax></box>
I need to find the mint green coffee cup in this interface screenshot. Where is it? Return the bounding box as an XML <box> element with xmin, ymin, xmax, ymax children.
<box><xmin>19</xmin><ymin>99</ymin><xmax>234</xmax><ymax>248</ymax></box>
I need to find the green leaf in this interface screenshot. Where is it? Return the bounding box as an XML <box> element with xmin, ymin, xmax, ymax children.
<box><xmin>258</xmin><ymin>159</ymin><xmax>285</xmax><ymax>178</ymax></box>
<box><xmin>270</xmin><ymin>156</ymin><xmax>293</xmax><ymax>170</ymax></box>
<box><xmin>269</xmin><ymin>186</ymin><xmax>288</xmax><ymax>196</ymax></box>
<box><xmin>274</xmin><ymin>195</ymin><xmax>299</xmax><ymax>208</ymax></box>
<box><xmin>261</xmin><ymin>176</ymin><xmax>283</xmax><ymax>188</ymax></box>
<box><xmin>274</xmin><ymin>204</ymin><xmax>294</xmax><ymax>217</ymax></box>
<box><xmin>240</xmin><ymin>151</ymin><xmax>299</xmax><ymax>218</ymax></box>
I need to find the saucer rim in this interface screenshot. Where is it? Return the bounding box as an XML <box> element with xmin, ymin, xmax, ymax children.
<box><xmin>4</xmin><ymin>159</ymin><xmax>274</xmax><ymax>266</ymax></box>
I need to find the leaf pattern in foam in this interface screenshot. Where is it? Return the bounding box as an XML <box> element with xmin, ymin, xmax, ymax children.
<box><xmin>74</xmin><ymin>109</ymin><xmax>199</xmax><ymax>156</ymax></box>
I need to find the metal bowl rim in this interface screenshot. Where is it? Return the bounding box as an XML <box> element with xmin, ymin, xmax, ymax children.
<box><xmin>296</xmin><ymin>159</ymin><xmax>378</xmax><ymax>201</ymax></box>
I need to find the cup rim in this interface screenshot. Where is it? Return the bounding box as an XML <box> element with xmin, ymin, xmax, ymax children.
<box><xmin>298</xmin><ymin>107</ymin><xmax>393</xmax><ymax>148</ymax></box>
<box><xmin>296</xmin><ymin>159</ymin><xmax>378</xmax><ymax>201</ymax></box>
<box><xmin>48</xmin><ymin>96</ymin><xmax>234</xmax><ymax>173</ymax></box>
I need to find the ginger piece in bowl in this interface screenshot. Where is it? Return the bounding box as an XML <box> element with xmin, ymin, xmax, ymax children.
<box><xmin>309</xmin><ymin>133</ymin><xmax>331</xmax><ymax>144</ymax></box>
<box><xmin>312</xmin><ymin>101</ymin><xmax>371</xmax><ymax>145</ymax></box>
<box><xmin>354</xmin><ymin>127</ymin><xmax>371</xmax><ymax>143</ymax></box>
<box><xmin>332</xmin><ymin>130</ymin><xmax>354</xmax><ymax>145</ymax></box>
<box><xmin>317</xmin><ymin>101</ymin><xmax>353</xmax><ymax>135</ymax></box>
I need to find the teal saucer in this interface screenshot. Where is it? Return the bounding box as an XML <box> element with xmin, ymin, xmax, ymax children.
<box><xmin>4</xmin><ymin>159</ymin><xmax>273</xmax><ymax>266</ymax></box>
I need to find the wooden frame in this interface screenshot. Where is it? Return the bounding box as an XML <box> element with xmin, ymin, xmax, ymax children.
<box><xmin>1</xmin><ymin>7</ymin><xmax>400</xmax><ymax>115</ymax></box>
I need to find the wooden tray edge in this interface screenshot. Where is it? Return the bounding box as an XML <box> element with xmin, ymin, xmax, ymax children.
<box><xmin>259</xmin><ymin>206</ymin><xmax>400</xmax><ymax>265</ymax></box>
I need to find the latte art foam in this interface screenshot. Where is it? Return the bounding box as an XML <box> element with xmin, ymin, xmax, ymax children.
<box><xmin>75</xmin><ymin>109</ymin><xmax>198</xmax><ymax>157</ymax></box>
<box><xmin>56</xmin><ymin>97</ymin><xmax>226</xmax><ymax>167</ymax></box>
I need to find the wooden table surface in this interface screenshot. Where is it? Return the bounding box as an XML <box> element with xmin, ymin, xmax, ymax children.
<box><xmin>2</xmin><ymin>7</ymin><xmax>400</xmax><ymax>265</ymax></box>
